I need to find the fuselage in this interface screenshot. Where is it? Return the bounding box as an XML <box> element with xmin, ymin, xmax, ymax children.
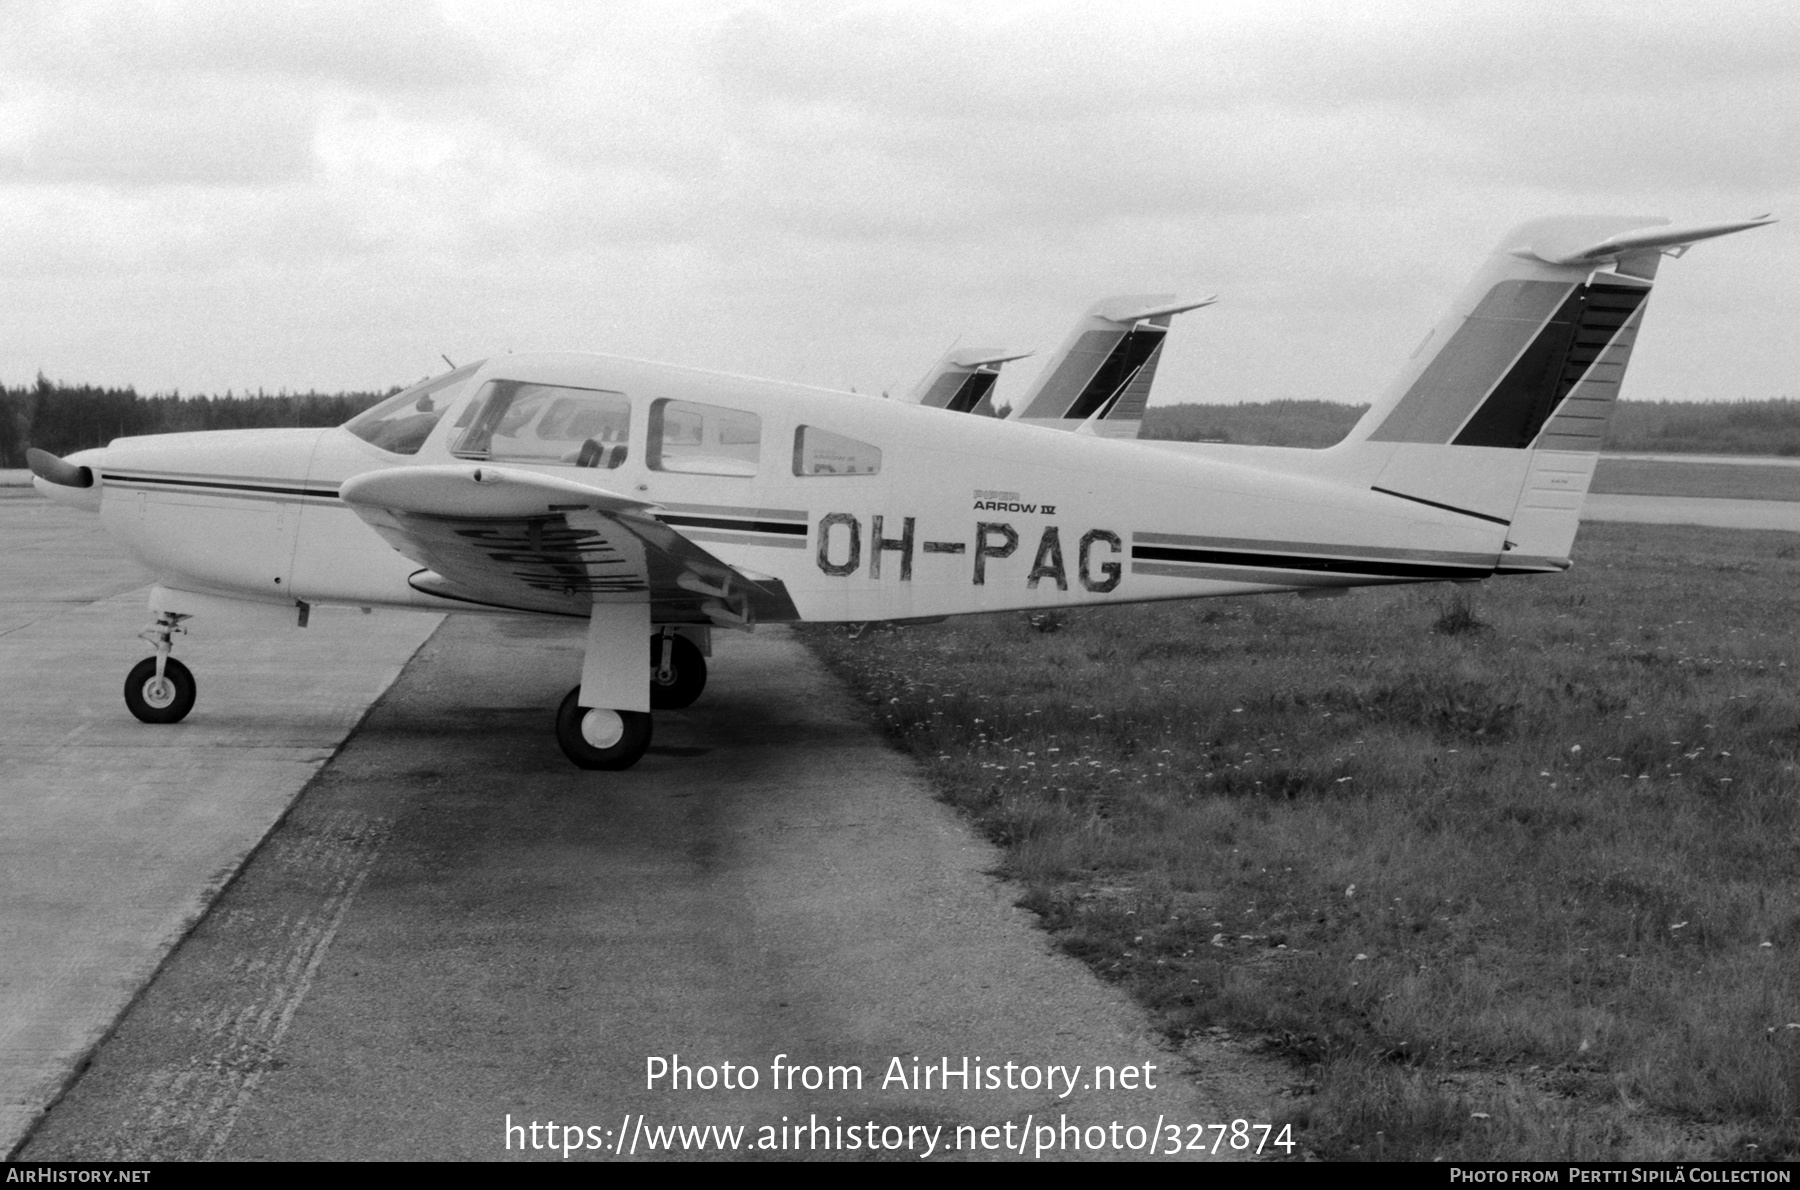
<box><xmin>51</xmin><ymin>352</ymin><xmax>1508</xmax><ymax>623</ymax></box>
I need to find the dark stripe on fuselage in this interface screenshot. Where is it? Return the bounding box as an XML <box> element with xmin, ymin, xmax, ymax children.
<box><xmin>1131</xmin><ymin>543</ymin><xmax>1491</xmax><ymax>581</ymax></box>
<box><xmin>656</xmin><ymin>513</ymin><xmax>807</xmax><ymax>536</ymax></box>
<box><xmin>101</xmin><ymin>472</ymin><xmax>339</xmax><ymax>499</ymax></box>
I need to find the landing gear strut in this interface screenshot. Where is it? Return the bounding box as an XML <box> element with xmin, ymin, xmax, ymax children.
<box><xmin>555</xmin><ymin>688</ymin><xmax>652</xmax><ymax>769</ymax></box>
<box><xmin>125</xmin><ymin>611</ymin><xmax>195</xmax><ymax>723</ymax></box>
<box><xmin>649</xmin><ymin>629</ymin><xmax>707</xmax><ymax>710</ymax></box>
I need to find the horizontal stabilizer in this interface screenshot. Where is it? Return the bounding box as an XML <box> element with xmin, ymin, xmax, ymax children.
<box><xmin>1521</xmin><ymin>216</ymin><xmax>1775</xmax><ymax>267</ymax></box>
<box><xmin>946</xmin><ymin>347</ymin><xmax>1033</xmax><ymax>369</ymax></box>
<box><xmin>1092</xmin><ymin>295</ymin><xmax>1218</xmax><ymax>324</ymax></box>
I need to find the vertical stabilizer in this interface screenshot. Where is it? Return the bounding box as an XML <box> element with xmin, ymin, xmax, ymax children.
<box><xmin>1014</xmin><ymin>295</ymin><xmax>1215</xmax><ymax>438</ymax></box>
<box><xmin>904</xmin><ymin>347</ymin><xmax>1033</xmax><ymax>415</ymax></box>
<box><xmin>1335</xmin><ymin>215</ymin><xmax>1773</xmax><ymax>571</ymax></box>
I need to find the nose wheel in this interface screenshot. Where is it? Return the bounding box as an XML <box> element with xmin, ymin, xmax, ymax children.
<box><xmin>125</xmin><ymin>656</ymin><xmax>196</xmax><ymax>724</ymax></box>
<box><xmin>126</xmin><ymin>610</ymin><xmax>196</xmax><ymax>723</ymax></box>
<box><xmin>555</xmin><ymin>687</ymin><xmax>653</xmax><ymax>770</ymax></box>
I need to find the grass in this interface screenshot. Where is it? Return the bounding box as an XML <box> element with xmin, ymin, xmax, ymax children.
<box><xmin>800</xmin><ymin>522</ymin><xmax>1800</xmax><ymax>1161</ymax></box>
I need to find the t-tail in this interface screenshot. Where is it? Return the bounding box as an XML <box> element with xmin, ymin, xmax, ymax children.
<box><xmin>1322</xmin><ymin>215</ymin><xmax>1775</xmax><ymax>574</ymax></box>
<box><xmin>1011</xmin><ymin>294</ymin><xmax>1216</xmax><ymax>438</ymax></box>
<box><xmin>904</xmin><ymin>347</ymin><xmax>1033</xmax><ymax>415</ymax></box>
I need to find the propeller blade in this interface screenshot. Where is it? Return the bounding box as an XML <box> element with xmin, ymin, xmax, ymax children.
<box><xmin>26</xmin><ymin>448</ymin><xmax>92</xmax><ymax>488</ymax></box>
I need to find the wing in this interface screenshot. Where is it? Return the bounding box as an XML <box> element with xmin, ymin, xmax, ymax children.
<box><xmin>339</xmin><ymin>464</ymin><xmax>800</xmax><ymax>625</ymax></box>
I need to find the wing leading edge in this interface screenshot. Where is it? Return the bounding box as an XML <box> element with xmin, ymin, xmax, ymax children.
<box><xmin>339</xmin><ymin>465</ymin><xmax>800</xmax><ymax>626</ymax></box>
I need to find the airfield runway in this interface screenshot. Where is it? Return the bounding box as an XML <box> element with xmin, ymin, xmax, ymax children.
<box><xmin>2</xmin><ymin>485</ymin><xmax>1278</xmax><ymax>1162</ymax></box>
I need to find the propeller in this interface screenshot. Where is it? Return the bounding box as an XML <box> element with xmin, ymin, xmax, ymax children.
<box><xmin>26</xmin><ymin>448</ymin><xmax>92</xmax><ymax>488</ymax></box>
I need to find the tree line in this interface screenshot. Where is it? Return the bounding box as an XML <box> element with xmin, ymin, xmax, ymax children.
<box><xmin>1142</xmin><ymin>397</ymin><xmax>1800</xmax><ymax>454</ymax></box>
<box><xmin>0</xmin><ymin>375</ymin><xmax>394</xmax><ymax>468</ymax></box>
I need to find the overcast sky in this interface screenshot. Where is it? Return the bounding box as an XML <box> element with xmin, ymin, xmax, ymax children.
<box><xmin>2</xmin><ymin>0</ymin><xmax>1795</xmax><ymax>408</ymax></box>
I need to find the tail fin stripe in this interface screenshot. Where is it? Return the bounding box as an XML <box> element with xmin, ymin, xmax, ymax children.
<box><xmin>1098</xmin><ymin>339</ymin><xmax>1166</xmax><ymax>424</ymax></box>
<box><xmin>1019</xmin><ymin>330</ymin><xmax>1122</xmax><ymax>417</ymax></box>
<box><xmin>1065</xmin><ymin>328</ymin><xmax>1166</xmax><ymax>419</ymax></box>
<box><xmin>946</xmin><ymin>372</ymin><xmax>997</xmax><ymax>414</ymax></box>
<box><xmin>1368</xmin><ymin>280</ymin><xmax>1576</xmax><ymax>445</ymax></box>
<box><xmin>1452</xmin><ymin>282</ymin><xmax>1648</xmax><ymax>449</ymax></box>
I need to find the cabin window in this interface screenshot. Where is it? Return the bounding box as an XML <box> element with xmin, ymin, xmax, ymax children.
<box><xmin>793</xmin><ymin>426</ymin><xmax>881</xmax><ymax>476</ymax></box>
<box><xmin>647</xmin><ymin>399</ymin><xmax>761</xmax><ymax>477</ymax></box>
<box><xmin>452</xmin><ymin>381</ymin><xmax>631</xmax><ymax>469</ymax></box>
<box><xmin>344</xmin><ymin>362</ymin><xmax>483</xmax><ymax>456</ymax></box>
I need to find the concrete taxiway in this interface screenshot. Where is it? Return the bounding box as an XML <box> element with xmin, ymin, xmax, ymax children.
<box><xmin>1582</xmin><ymin>493</ymin><xmax>1800</xmax><ymax>532</ymax></box>
<box><xmin>0</xmin><ymin>490</ymin><xmax>441</xmax><ymax>1154</ymax></box>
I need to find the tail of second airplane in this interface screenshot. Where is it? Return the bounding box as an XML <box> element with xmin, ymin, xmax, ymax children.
<box><xmin>1011</xmin><ymin>295</ymin><xmax>1216</xmax><ymax>438</ymax></box>
<box><xmin>1313</xmin><ymin>215</ymin><xmax>1775</xmax><ymax>573</ymax></box>
<box><xmin>904</xmin><ymin>347</ymin><xmax>1033</xmax><ymax>415</ymax></box>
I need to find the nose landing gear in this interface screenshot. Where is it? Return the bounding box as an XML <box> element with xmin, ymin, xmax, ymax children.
<box><xmin>126</xmin><ymin>611</ymin><xmax>196</xmax><ymax>724</ymax></box>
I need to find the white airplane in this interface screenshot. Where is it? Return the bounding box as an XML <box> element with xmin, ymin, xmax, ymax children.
<box><xmin>29</xmin><ymin>215</ymin><xmax>1772</xmax><ymax>772</ymax></box>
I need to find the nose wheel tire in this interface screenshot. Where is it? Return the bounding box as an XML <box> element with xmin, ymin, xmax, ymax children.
<box><xmin>555</xmin><ymin>687</ymin><xmax>652</xmax><ymax>770</ymax></box>
<box><xmin>125</xmin><ymin>657</ymin><xmax>196</xmax><ymax>724</ymax></box>
<box><xmin>649</xmin><ymin>633</ymin><xmax>707</xmax><ymax>710</ymax></box>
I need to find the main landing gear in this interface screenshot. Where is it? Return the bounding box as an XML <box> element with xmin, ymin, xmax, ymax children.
<box><xmin>554</xmin><ymin>693</ymin><xmax>653</xmax><ymax>769</ymax></box>
<box><xmin>555</xmin><ymin>627</ymin><xmax>709</xmax><ymax>770</ymax></box>
<box><xmin>649</xmin><ymin>628</ymin><xmax>707</xmax><ymax>710</ymax></box>
<box><xmin>125</xmin><ymin>611</ymin><xmax>195</xmax><ymax>724</ymax></box>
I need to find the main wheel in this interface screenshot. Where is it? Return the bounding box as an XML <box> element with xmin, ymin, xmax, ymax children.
<box><xmin>648</xmin><ymin>632</ymin><xmax>707</xmax><ymax>710</ymax></box>
<box><xmin>555</xmin><ymin>687</ymin><xmax>653</xmax><ymax>770</ymax></box>
<box><xmin>124</xmin><ymin>657</ymin><xmax>196</xmax><ymax>724</ymax></box>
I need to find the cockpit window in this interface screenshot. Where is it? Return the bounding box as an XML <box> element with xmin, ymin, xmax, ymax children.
<box><xmin>451</xmin><ymin>382</ymin><xmax>631</xmax><ymax>468</ymax></box>
<box><xmin>345</xmin><ymin>362</ymin><xmax>484</xmax><ymax>456</ymax></box>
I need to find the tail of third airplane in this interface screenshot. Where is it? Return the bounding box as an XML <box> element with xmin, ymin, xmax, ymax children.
<box><xmin>1326</xmin><ymin>214</ymin><xmax>1774</xmax><ymax>574</ymax></box>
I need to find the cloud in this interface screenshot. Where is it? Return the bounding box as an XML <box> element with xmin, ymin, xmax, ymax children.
<box><xmin>1</xmin><ymin>0</ymin><xmax>495</xmax><ymax>90</ymax></box>
<box><xmin>0</xmin><ymin>0</ymin><xmax>499</xmax><ymax>187</ymax></box>
<box><xmin>707</xmin><ymin>1</ymin><xmax>1800</xmax><ymax>120</ymax></box>
<box><xmin>0</xmin><ymin>81</ymin><xmax>316</xmax><ymax>187</ymax></box>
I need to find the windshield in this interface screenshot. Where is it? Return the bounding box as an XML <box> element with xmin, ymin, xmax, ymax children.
<box><xmin>345</xmin><ymin>361</ymin><xmax>485</xmax><ymax>455</ymax></box>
